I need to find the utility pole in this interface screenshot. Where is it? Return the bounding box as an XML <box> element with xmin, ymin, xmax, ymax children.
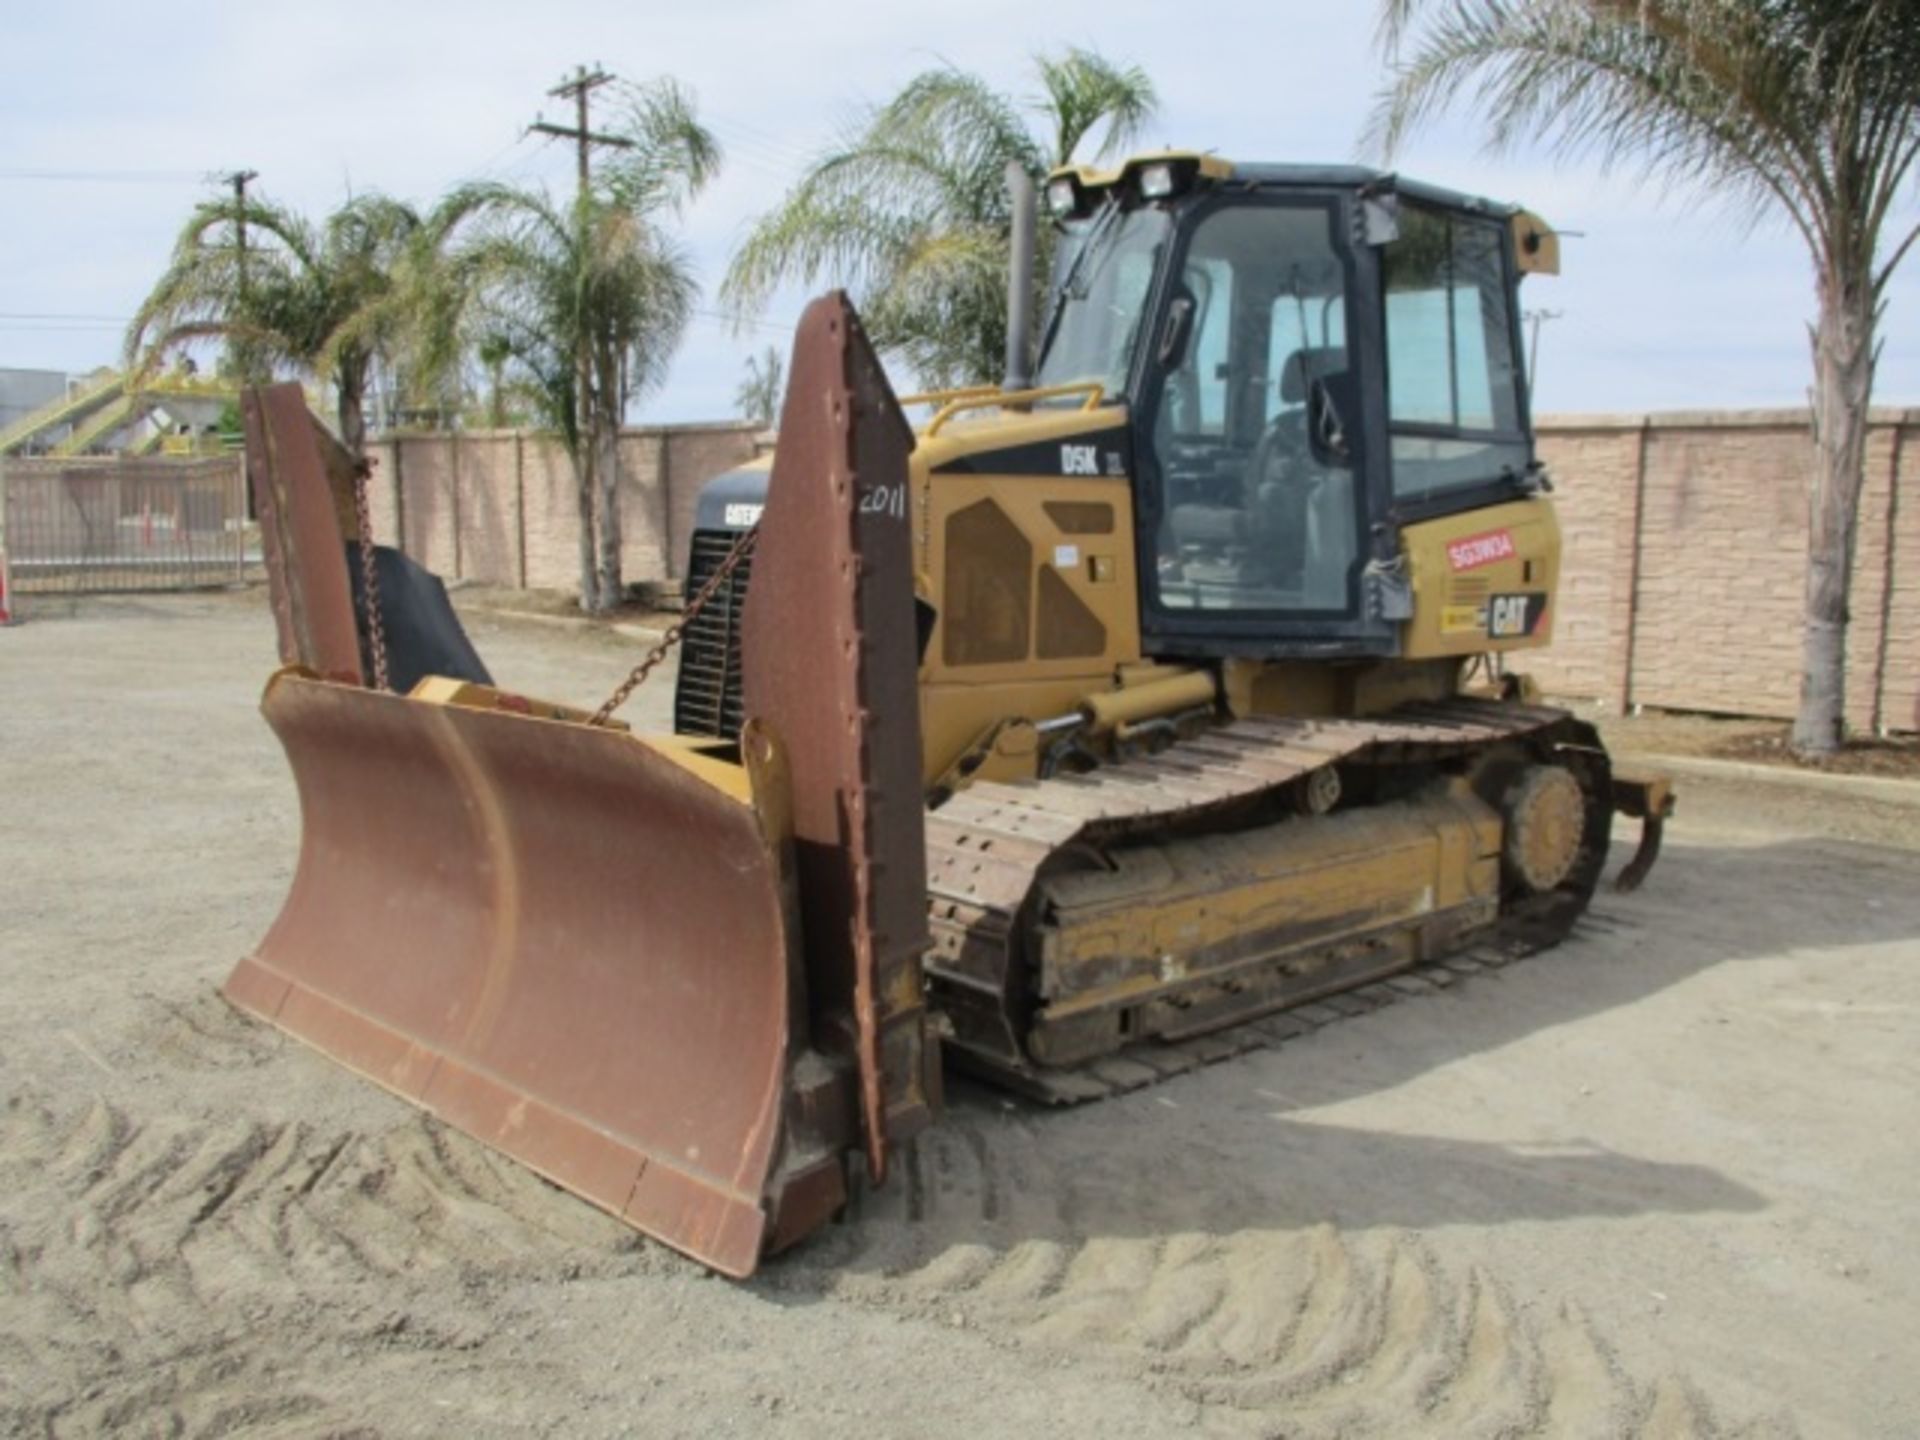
<box><xmin>218</xmin><ymin>168</ymin><xmax>260</xmax><ymax>383</ymax></box>
<box><xmin>527</xmin><ymin>65</ymin><xmax>635</xmax><ymax>612</ymax></box>
<box><xmin>529</xmin><ymin>66</ymin><xmax>633</xmax><ymax>199</ymax></box>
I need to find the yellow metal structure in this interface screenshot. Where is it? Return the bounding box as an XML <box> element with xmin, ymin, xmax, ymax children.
<box><xmin>903</xmin><ymin>400</ymin><xmax>1566</xmax><ymax>785</ymax></box>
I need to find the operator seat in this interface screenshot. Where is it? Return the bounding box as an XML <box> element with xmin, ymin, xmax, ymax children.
<box><xmin>1161</xmin><ymin>347</ymin><xmax>1358</xmax><ymax>602</ymax></box>
<box><xmin>1201</xmin><ymin>346</ymin><xmax>1349</xmax><ymax>596</ymax></box>
<box><xmin>1253</xmin><ymin>347</ymin><xmax>1358</xmax><ymax>608</ymax></box>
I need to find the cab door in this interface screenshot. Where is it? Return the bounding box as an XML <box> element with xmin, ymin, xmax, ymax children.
<box><xmin>1131</xmin><ymin>192</ymin><xmax>1399</xmax><ymax>659</ymax></box>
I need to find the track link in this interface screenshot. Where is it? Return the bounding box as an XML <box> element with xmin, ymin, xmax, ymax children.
<box><xmin>962</xmin><ymin>937</ymin><xmax>1547</xmax><ymax>1104</ymax></box>
<box><xmin>923</xmin><ymin>697</ymin><xmax>1611</xmax><ymax>1103</ymax></box>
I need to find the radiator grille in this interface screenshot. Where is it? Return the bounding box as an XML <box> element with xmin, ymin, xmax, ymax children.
<box><xmin>671</xmin><ymin>529</ymin><xmax>754</xmax><ymax>740</ymax></box>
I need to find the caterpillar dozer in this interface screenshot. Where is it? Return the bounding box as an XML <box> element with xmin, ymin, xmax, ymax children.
<box><xmin>225</xmin><ymin>154</ymin><xmax>1672</xmax><ymax>1278</ymax></box>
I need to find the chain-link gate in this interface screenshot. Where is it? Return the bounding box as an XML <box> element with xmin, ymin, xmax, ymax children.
<box><xmin>0</xmin><ymin>454</ymin><xmax>257</xmax><ymax>595</ymax></box>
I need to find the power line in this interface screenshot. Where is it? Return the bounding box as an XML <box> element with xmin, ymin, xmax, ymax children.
<box><xmin>708</xmin><ymin>113</ymin><xmax>817</xmax><ymax>164</ymax></box>
<box><xmin>468</xmin><ymin>128</ymin><xmax>538</xmax><ymax>182</ymax></box>
<box><xmin>0</xmin><ymin>322</ymin><xmax>127</xmax><ymax>333</ymax></box>
<box><xmin>0</xmin><ymin>167</ymin><xmax>208</xmax><ymax>184</ymax></box>
<box><xmin>689</xmin><ymin>307</ymin><xmax>800</xmax><ymax>339</ymax></box>
<box><xmin>699</xmin><ymin>118</ymin><xmax>815</xmax><ymax>179</ymax></box>
<box><xmin>0</xmin><ymin>312</ymin><xmax>133</xmax><ymax>322</ymax></box>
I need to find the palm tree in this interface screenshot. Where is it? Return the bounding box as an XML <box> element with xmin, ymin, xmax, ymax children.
<box><xmin>723</xmin><ymin>49</ymin><xmax>1157</xmax><ymax>389</ymax></box>
<box><xmin>126</xmin><ymin>191</ymin><xmax>430</xmax><ymax>456</ymax></box>
<box><xmin>438</xmin><ymin>78</ymin><xmax>718</xmax><ymax>612</ymax></box>
<box><xmin>1372</xmin><ymin>0</ymin><xmax>1919</xmax><ymax>754</ymax></box>
<box><xmin>734</xmin><ymin>344</ymin><xmax>784</xmax><ymax>428</ymax></box>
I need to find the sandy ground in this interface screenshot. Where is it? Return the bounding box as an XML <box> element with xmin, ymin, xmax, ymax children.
<box><xmin>1585</xmin><ymin>710</ymin><xmax>1920</xmax><ymax>782</ymax></box>
<box><xmin>1</xmin><ymin>591</ymin><xmax>1916</xmax><ymax>1439</ymax></box>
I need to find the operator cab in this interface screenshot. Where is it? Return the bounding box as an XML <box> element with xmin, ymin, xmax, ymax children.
<box><xmin>1034</xmin><ymin>156</ymin><xmax>1549</xmax><ymax>659</ymax></box>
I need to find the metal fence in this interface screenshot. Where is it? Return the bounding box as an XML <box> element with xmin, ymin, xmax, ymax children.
<box><xmin>0</xmin><ymin>455</ymin><xmax>259</xmax><ymax>594</ymax></box>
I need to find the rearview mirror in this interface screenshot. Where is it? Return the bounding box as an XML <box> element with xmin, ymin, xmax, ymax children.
<box><xmin>1158</xmin><ymin>294</ymin><xmax>1195</xmax><ymax>368</ymax></box>
<box><xmin>1306</xmin><ymin>376</ymin><xmax>1353</xmax><ymax>466</ymax></box>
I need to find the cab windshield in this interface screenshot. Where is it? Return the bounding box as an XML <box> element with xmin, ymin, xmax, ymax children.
<box><xmin>1033</xmin><ymin>202</ymin><xmax>1171</xmax><ymax>398</ymax></box>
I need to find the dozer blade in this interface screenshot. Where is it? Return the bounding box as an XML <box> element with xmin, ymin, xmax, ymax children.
<box><xmin>224</xmin><ymin>295</ymin><xmax>929</xmax><ymax>1276</ymax></box>
<box><xmin>225</xmin><ymin>679</ymin><xmax>804</xmax><ymax>1276</ymax></box>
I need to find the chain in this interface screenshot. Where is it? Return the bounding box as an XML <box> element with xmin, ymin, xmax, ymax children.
<box><xmin>590</xmin><ymin>524</ymin><xmax>759</xmax><ymax>727</ymax></box>
<box><xmin>352</xmin><ymin>460</ymin><xmax>391</xmax><ymax>692</ymax></box>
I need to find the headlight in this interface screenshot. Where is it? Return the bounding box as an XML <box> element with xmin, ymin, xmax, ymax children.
<box><xmin>1137</xmin><ymin>162</ymin><xmax>1176</xmax><ymax>200</ymax></box>
<box><xmin>1046</xmin><ymin>177</ymin><xmax>1080</xmax><ymax>218</ymax></box>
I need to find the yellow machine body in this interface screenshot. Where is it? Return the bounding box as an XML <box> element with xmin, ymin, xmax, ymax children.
<box><xmin>655</xmin><ymin>154</ymin><xmax>1670</xmax><ymax>1096</ymax></box>
<box><xmin>907</xmin><ymin>401</ymin><xmax>1567</xmax><ymax>790</ymax></box>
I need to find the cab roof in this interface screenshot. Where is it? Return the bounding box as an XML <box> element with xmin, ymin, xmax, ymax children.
<box><xmin>1047</xmin><ymin>150</ymin><xmax>1525</xmax><ymax>219</ymax></box>
<box><xmin>1045</xmin><ymin>151</ymin><xmax>1558</xmax><ymax>274</ymax></box>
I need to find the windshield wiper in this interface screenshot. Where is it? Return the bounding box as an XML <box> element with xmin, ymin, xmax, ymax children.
<box><xmin>1036</xmin><ymin>199</ymin><xmax>1128</xmax><ymax>360</ymax></box>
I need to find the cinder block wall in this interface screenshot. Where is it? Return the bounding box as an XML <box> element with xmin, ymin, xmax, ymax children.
<box><xmin>362</xmin><ymin>422</ymin><xmax>765</xmax><ymax>592</ymax></box>
<box><xmin>1531</xmin><ymin>408</ymin><xmax>1918</xmax><ymax>732</ymax></box>
<box><xmin>362</xmin><ymin>410</ymin><xmax>1917</xmax><ymax>733</ymax></box>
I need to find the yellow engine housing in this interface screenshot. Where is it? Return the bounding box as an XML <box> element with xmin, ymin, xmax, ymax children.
<box><xmin>905</xmin><ymin>404</ymin><xmax>1564</xmax><ymax>788</ymax></box>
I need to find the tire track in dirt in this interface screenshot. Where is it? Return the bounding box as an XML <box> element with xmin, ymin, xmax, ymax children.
<box><xmin>1</xmin><ymin>1093</ymin><xmax>643</xmax><ymax>1286</ymax></box>
<box><xmin>772</xmin><ymin>1111</ymin><xmax>1798</xmax><ymax>1440</ymax></box>
<box><xmin>0</xmin><ymin>1089</ymin><xmax>663</xmax><ymax>1437</ymax></box>
<box><xmin>1</xmin><ymin>916</ymin><xmax>1786</xmax><ymax>1437</ymax></box>
<box><xmin>131</xmin><ymin>990</ymin><xmax>284</xmax><ymax>1072</ymax></box>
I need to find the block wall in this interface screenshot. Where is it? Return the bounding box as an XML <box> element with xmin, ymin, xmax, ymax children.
<box><xmin>365</xmin><ymin>411</ymin><xmax>1918</xmax><ymax>732</ymax></box>
<box><xmin>363</xmin><ymin>422</ymin><xmax>764</xmax><ymax>593</ymax></box>
<box><xmin>1532</xmin><ymin>408</ymin><xmax>1917</xmax><ymax>731</ymax></box>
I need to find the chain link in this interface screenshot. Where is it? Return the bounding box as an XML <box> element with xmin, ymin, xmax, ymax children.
<box><xmin>590</xmin><ymin>524</ymin><xmax>759</xmax><ymax>727</ymax></box>
<box><xmin>352</xmin><ymin>461</ymin><xmax>391</xmax><ymax>693</ymax></box>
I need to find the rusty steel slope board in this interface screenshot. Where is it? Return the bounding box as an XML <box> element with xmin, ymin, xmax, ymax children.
<box><xmin>225</xmin><ymin>673</ymin><xmax>799</xmax><ymax>1277</ymax></box>
<box><xmin>741</xmin><ymin>292</ymin><xmax>933</xmax><ymax>1185</ymax></box>
<box><xmin>243</xmin><ymin>384</ymin><xmax>363</xmax><ymax>685</ymax></box>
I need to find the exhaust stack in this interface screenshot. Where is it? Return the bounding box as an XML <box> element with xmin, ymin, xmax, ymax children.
<box><xmin>1003</xmin><ymin>160</ymin><xmax>1037</xmax><ymax>394</ymax></box>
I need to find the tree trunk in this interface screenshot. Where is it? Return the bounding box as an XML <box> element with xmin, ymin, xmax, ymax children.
<box><xmin>1792</xmin><ymin>267</ymin><xmax>1877</xmax><ymax>754</ymax></box>
<box><xmin>336</xmin><ymin>362</ymin><xmax>367</xmax><ymax>460</ymax></box>
<box><xmin>593</xmin><ymin>407</ymin><xmax>623</xmax><ymax>612</ymax></box>
<box><xmin>592</xmin><ymin>352</ymin><xmax>625</xmax><ymax>613</ymax></box>
<box><xmin>574</xmin><ymin>439</ymin><xmax>598</xmax><ymax>614</ymax></box>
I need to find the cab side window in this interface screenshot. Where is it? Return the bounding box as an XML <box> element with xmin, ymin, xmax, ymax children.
<box><xmin>1384</xmin><ymin>207</ymin><xmax>1528</xmax><ymax>503</ymax></box>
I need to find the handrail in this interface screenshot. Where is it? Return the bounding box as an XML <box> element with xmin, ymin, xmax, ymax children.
<box><xmin>898</xmin><ymin>383</ymin><xmax>1001</xmax><ymax>409</ymax></box>
<box><xmin>134</xmin><ymin>373</ymin><xmax>241</xmax><ymax>400</ymax></box>
<box><xmin>923</xmin><ymin>381</ymin><xmax>1106</xmax><ymax>438</ymax></box>
<box><xmin>53</xmin><ymin>394</ymin><xmax>141</xmax><ymax>457</ymax></box>
<box><xmin>0</xmin><ymin>371</ymin><xmax>125</xmax><ymax>453</ymax></box>
<box><xmin>0</xmin><ymin>368</ymin><xmax>243</xmax><ymax>456</ymax></box>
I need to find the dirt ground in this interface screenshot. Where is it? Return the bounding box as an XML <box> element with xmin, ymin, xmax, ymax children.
<box><xmin>2</xmin><ymin>591</ymin><xmax>1916</xmax><ymax>1439</ymax></box>
<box><xmin>1589</xmin><ymin>709</ymin><xmax>1920</xmax><ymax>782</ymax></box>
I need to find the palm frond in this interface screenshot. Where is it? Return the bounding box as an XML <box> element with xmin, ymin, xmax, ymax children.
<box><xmin>722</xmin><ymin>49</ymin><xmax>1155</xmax><ymax>383</ymax></box>
<box><xmin>1034</xmin><ymin>47</ymin><xmax>1159</xmax><ymax>165</ymax></box>
<box><xmin>606</xmin><ymin>76</ymin><xmax>723</xmax><ymax>215</ymax></box>
<box><xmin>1368</xmin><ymin>0</ymin><xmax>1843</xmax><ymax>254</ymax></box>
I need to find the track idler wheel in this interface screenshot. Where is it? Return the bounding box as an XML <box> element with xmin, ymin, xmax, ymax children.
<box><xmin>1500</xmin><ymin>763</ymin><xmax>1587</xmax><ymax>894</ymax></box>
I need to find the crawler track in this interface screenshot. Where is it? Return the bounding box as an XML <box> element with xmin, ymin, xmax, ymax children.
<box><xmin>923</xmin><ymin>698</ymin><xmax>1611</xmax><ymax>1102</ymax></box>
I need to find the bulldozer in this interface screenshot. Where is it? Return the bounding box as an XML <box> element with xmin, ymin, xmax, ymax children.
<box><xmin>225</xmin><ymin>153</ymin><xmax>1672</xmax><ymax>1278</ymax></box>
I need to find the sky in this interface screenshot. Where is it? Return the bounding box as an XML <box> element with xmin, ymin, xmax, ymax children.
<box><xmin>3</xmin><ymin>0</ymin><xmax>1916</xmax><ymax>424</ymax></box>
